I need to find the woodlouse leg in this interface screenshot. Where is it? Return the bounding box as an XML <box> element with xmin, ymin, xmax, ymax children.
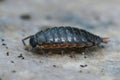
<box><xmin>69</xmin><ymin>51</ymin><xmax>76</xmax><ymax>58</ymax></box>
<box><xmin>61</xmin><ymin>50</ymin><xmax>64</xmax><ymax>56</ymax></box>
<box><xmin>22</xmin><ymin>35</ymin><xmax>33</xmax><ymax>46</ymax></box>
<box><xmin>82</xmin><ymin>48</ymin><xmax>87</xmax><ymax>58</ymax></box>
<box><xmin>30</xmin><ymin>48</ymin><xmax>36</xmax><ymax>52</ymax></box>
<box><xmin>82</xmin><ymin>52</ymin><xmax>87</xmax><ymax>58</ymax></box>
<box><xmin>40</xmin><ymin>48</ymin><xmax>47</xmax><ymax>57</ymax></box>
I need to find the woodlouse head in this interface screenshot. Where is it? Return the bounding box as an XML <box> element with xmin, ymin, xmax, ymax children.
<box><xmin>29</xmin><ymin>36</ymin><xmax>37</xmax><ymax>48</ymax></box>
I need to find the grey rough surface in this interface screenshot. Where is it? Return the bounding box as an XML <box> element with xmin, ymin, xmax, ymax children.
<box><xmin>0</xmin><ymin>0</ymin><xmax>120</xmax><ymax>80</ymax></box>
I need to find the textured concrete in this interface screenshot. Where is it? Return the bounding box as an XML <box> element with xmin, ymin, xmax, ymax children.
<box><xmin>0</xmin><ymin>0</ymin><xmax>120</xmax><ymax>80</ymax></box>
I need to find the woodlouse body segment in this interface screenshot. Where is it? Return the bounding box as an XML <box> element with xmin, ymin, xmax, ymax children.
<box><xmin>22</xmin><ymin>26</ymin><xmax>109</xmax><ymax>50</ymax></box>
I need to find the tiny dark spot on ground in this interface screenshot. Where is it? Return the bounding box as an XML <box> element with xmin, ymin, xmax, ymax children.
<box><xmin>20</xmin><ymin>14</ymin><xmax>31</xmax><ymax>20</ymax></box>
<box><xmin>69</xmin><ymin>55</ymin><xmax>73</xmax><ymax>58</ymax></box>
<box><xmin>80</xmin><ymin>64</ymin><xmax>87</xmax><ymax>68</ymax></box>
<box><xmin>1</xmin><ymin>39</ymin><xmax>4</xmax><ymax>41</ymax></box>
<box><xmin>6</xmin><ymin>46</ymin><xmax>8</xmax><ymax>49</ymax></box>
<box><xmin>39</xmin><ymin>60</ymin><xmax>43</xmax><ymax>63</ymax></box>
<box><xmin>45</xmin><ymin>15</ymin><xmax>53</xmax><ymax>20</ymax></box>
<box><xmin>101</xmin><ymin>69</ymin><xmax>104</xmax><ymax>73</ymax></box>
<box><xmin>101</xmin><ymin>69</ymin><xmax>105</xmax><ymax>75</ymax></box>
<box><xmin>87</xmin><ymin>71</ymin><xmax>90</xmax><ymax>73</ymax></box>
<box><xmin>12</xmin><ymin>70</ymin><xmax>16</xmax><ymax>73</ymax></box>
<box><xmin>53</xmin><ymin>65</ymin><xmax>57</xmax><ymax>67</ymax></box>
<box><xmin>6</xmin><ymin>52</ymin><xmax>9</xmax><ymax>56</ymax></box>
<box><xmin>69</xmin><ymin>54</ymin><xmax>76</xmax><ymax>58</ymax></box>
<box><xmin>22</xmin><ymin>57</ymin><xmax>24</xmax><ymax>59</ymax></box>
<box><xmin>79</xmin><ymin>70</ymin><xmax>82</xmax><ymax>73</ymax></box>
<box><xmin>84</xmin><ymin>55</ymin><xmax>87</xmax><ymax>59</ymax></box>
<box><xmin>1</xmin><ymin>40</ymin><xmax>9</xmax><ymax>49</ymax></box>
<box><xmin>11</xmin><ymin>61</ymin><xmax>14</xmax><ymax>63</ymax></box>
<box><xmin>17</xmin><ymin>54</ymin><xmax>25</xmax><ymax>59</ymax></box>
<box><xmin>69</xmin><ymin>52</ymin><xmax>76</xmax><ymax>58</ymax></box>
<box><xmin>17</xmin><ymin>54</ymin><xmax>23</xmax><ymax>58</ymax></box>
<box><xmin>101</xmin><ymin>69</ymin><xmax>104</xmax><ymax>72</ymax></box>
<box><xmin>2</xmin><ymin>43</ymin><xmax>6</xmax><ymax>46</ymax></box>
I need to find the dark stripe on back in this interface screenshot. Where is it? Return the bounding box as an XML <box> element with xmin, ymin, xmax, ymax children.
<box><xmin>58</xmin><ymin>27</ymin><xmax>67</xmax><ymax>43</ymax></box>
<box><xmin>44</xmin><ymin>28</ymin><xmax>54</xmax><ymax>44</ymax></box>
<box><xmin>52</xmin><ymin>27</ymin><xmax>61</xmax><ymax>43</ymax></box>
<box><xmin>72</xmin><ymin>27</ymin><xmax>81</xmax><ymax>43</ymax></box>
<box><xmin>35</xmin><ymin>31</ymin><xmax>46</xmax><ymax>44</ymax></box>
<box><xmin>79</xmin><ymin>29</ymin><xmax>88</xmax><ymax>43</ymax></box>
<box><xmin>66</xmin><ymin>27</ymin><xmax>74</xmax><ymax>43</ymax></box>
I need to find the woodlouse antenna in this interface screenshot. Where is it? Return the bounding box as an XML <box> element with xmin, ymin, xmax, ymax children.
<box><xmin>102</xmin><ymin>37</ymin><xmax>110</xmax><ymax>43</ymax></box>
<box><xmin>22</xmin><ymin>35</ymin><xmax>33</xmax><ymax>46</ymax></box>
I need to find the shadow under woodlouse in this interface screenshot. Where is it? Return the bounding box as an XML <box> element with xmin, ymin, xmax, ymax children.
<box><xmin>31</xmin><ymin>45</ymin><xmax>105</xmax><ymax>57</ymax></box>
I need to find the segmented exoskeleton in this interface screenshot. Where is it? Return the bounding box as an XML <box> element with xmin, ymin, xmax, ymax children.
<box><xmin>22</xmin><ymin>26</ymin><xmax>109</xmax><ymax>49</ymax></box>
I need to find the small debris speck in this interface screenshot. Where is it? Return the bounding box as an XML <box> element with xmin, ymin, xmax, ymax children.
<box><xmin>80</xmin><ymin>64</ymin><xmax>87</xmax><ymax>68</ymax></box>
<box><xmin>39</xmin><ymin>60</ymin><xmax>43</xmax><ymax>63</ymax></box>
<box><xmin>84</xmin><ymin>56</ymin><xmax>87</xmax><ymax>59</ymax></box>
<box><xmin>12</xmin><ymin>70</ymin><xmax>16</xmax><ymax>73</ymax></box>
<box><xmin>6</xmin><ymin>52</ymin><xmax>9</xmax><ymax>56</ymax></box>
<box><xmin>11</xmin><ymin>61</ymin><xmax>14</xmax><ymax>63</ymax></box>
<box><xmin>18</xmin><ymin>54</ymin><xmax>25</xmax><ymax>59</ymax></box>
<box><xmin>18</xmin><ymin>54</ymin><xmax>23</xmax><ymax>58</ymax></box>
<box><xmin>20</xmin><ymin>14</ymin><xmax>31</xmax><ymax>20</ymax></box>
<box><xmin>1</xmin><ymin>39</ymin><xmax>4</xmax><ymax>41</ymax></box>
<box><xmin>69</xmin><ymin>55</ymin><xmax>75</xmax><ymax>58</ymax></box>
<box><xmin>6</xmin><ymin>46</ymin><xmax>8</xmax><ymax>49</ymax></box>
<box><xmin>2</xmin><ymin>43</ymin><xmax>6</xmax><ymax>46</ymax></box>
<box><xmin>45</xmin><ymin>15</ymin><xmax>52</xmax><ymax>20</ymax></box>
<box><xmin>87</xmin><ymin>71</ymin><xmax>90</xmax><ymax>73</ymax></box>
<box><xmin>79</xmin><ymin>70</ymin><xmax>82</xmax><ymax>73</ymax></box>
<box><xmin>53</xmin><ymin>65</ymin><xmax>56</xmax><ymax>67</ymax></box>
<box><xmin>22</xmin><ymin>57</ymin><xmax>24</xmax><ymax>59</ymax></box>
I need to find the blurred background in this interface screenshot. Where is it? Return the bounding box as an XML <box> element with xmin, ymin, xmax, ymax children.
<box><xmin>0</xmin><ymin>0</ymin><xmax>120</xmax><ymax>80</ymax></box>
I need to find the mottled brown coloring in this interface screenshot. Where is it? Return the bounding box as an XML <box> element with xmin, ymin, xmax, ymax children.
<box><xmin>39</xmin><ymin>43</ymin><xmax>93</xmax><ymax>49</ymax></box>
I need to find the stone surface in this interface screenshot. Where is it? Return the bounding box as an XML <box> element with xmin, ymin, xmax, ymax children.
<box><xmin>0</xmin><ymin>0</ymin><xmax>120</xmax><ymax>80</ymax></box>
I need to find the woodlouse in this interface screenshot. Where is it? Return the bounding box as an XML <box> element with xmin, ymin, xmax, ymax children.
<box><xmin>22</xmin><ymin>26</ymin><xmax>109</xmax><ymax>50</ymax></box>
